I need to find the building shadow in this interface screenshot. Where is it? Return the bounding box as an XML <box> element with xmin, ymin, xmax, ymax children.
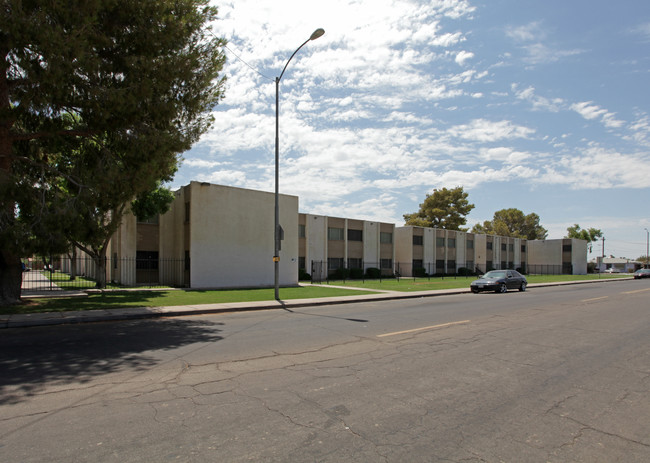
<box><xmin>0</xmin><ymin>318</ymin><xmax>224</xmax><ymax>405</ymax></box>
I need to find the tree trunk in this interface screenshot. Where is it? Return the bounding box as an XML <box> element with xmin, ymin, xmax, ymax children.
<box><xmin>1</xmin><ymin>44</ymin><xmax>22</xmax><ymax>304</ymax></box>
<box><xmin>0</xmin><ymin>250</ymin><xmax>23</xmax><ymax>305</ymax></box>
<box><xmin>68</xmin><ymin>248</ymin><xmax>77</xmax><ymax>281</ymax></box>
<box><xmin>92</xmin><ymin>253</ymin><xmax>107</xmax><ymax>289</ymax></box>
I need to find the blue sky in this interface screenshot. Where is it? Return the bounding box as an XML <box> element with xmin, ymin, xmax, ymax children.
<box><xmin>172</xmin><ymin>0</ymin><xmax>650</xmax><ymax>260</ymax></box>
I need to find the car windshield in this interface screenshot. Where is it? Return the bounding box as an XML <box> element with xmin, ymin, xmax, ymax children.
<box><xmin>483</xmin><ymin>270</ymin><xmax>506</xmax><ymax>278</ymax></box>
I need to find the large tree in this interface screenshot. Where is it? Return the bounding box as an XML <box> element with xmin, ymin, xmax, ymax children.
<box><xmin>403</xmin><ymin>187</ymin><xmax>475</xmax><ymax>230</ymax></box>
<box><xmin>565</xmin><ymin>224</ymin><xmax>602</xmax><ymax>252</ymax></box>
<box><xmin>472</xmin><ymin>208</ymin><xmax>548</xmax><ymax>240</ymax></box>
<box><xmin>0</xmin><ymin>0</ymin><xmax>226</xmax><ymax>304</ymax></box>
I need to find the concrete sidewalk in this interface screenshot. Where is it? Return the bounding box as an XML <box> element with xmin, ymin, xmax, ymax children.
<box><xmin>1</xmin><ymin>278</ymin><xmax>629</xmax><ymax>329</ymax></box>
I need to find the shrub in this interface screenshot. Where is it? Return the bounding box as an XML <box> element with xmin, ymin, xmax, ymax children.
<box><xmin>330</xmin><ymin>268</ymin><xmax>350</xmax><ymax>280</ymax></box>
<box><xmin>298</xmin><ymin>269</ymin><xmax>311</xmax><ymax>281</ymax></box>
<box><xmin>365</xmin><ymin>267</ymin><xmax>381</xmax><ymax>279</ymax></box>
<box><xmin>413</xmin><ymin>267</ymin><xmax>427</xmax><ymax>278</ymax></box>
<box><xmin>349</xmin><ymin>268</ymin><xmax>364</xmax><ymax>279</ymax></box>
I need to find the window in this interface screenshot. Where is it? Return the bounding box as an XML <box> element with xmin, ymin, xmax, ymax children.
<box><xmin>380</xmin><ymin>258</ymin><xmax>393</xmax><ymax>269</ymax></box>
<box><xmin>447</xmin><ymin>260</ymin><xmax>456</xmax><ymax>273</ymax></box>
<box><xmin>501</xmin><ymin>243</ymin><xmax>507</xmax><ymax>251</ymax></box>
<box><xmin>136</xmin><ymin>251</ymin><xmax>159</xmax><ymax>270</ymax></box>
<box><xmin>412</xmin><ymin>259</ymin><xmax>423</xmax><ymax>270</ymax></box>
<box><xmin>436</xmin><ymin>259</ymin><xmax>445</xmax><ymax>272</ymax></box>
<box><xmin>348</xmin><ymin>229</ymin><xmax>363</xmax><ymax>241</ymax></box>
<box><xmin>509</xmin><ymin>244</ymin><xmax>514</xmax><ymax>252</ymax></box>
<box><xmin>487</xmin><ymin>242</ymin><xmax>493</xmax><ymax>250</ymax></box>
<box><xmin>436</xmin><ymin>237</ymin><xmax>445</xmax><ymax>247</ymax></box>
<box><xmin>563</xmin><ymin>244</ymin><xmax>572</xmax><ymax>252</ymax></box>
<box><xmin>413</xmin><ymin>235</ymin><xmax>423</xmax><ymax>246</ymax></box>
<box><xmin>448</xmin><ymin>238</ymin><xmax>456</xmax><ymax>248</ymax></box>
<box><xmin>521</xmin><ymin>245</ymin><xmax>526</xmax><ymax>253</ymax></box>
<box><xmin>328</xmin><ymin>257</ymin><xmax>344</xmax><ymax>270</ymax></box>
<box><xmin>184</xmin><ymin>250</ymin><xmax>190</xmax><ymax>271</ymax></box>
<box><xmin>466</xmin><ymin>239</ymin><xmax>474</xmax><ymax>249</ymax></box>
<box><xmin>328</xmin><ymin>227</ymin><xmax>344</xmax><ymax>240</ymax></box>
<box><xmin>348</xmin><ymin>258</ymin><xmax>363</xmax><ymax>269</ymax></box>
<box><xmin>380</xmin><ymin>232</ymin><xmax>392</xmax><ymax>244</ymax></box>
<box><xmin>466</xmin><ymin>260</ymin><xmax>474</xmax><ymax>271</ymax></box>
<box><xmin>184</xmin><ymin>202</ymin><xmax>190</xmax><ymax>223</ymax></box>
<box><xmin>298</xmin><ymin>224</ymin><xmax>306</xmax><ymax>238</ymax></box>
<box><xmin>298</xmin><ymin>257</ymin><xmax>306</xmax><ymax>270</ymax></box>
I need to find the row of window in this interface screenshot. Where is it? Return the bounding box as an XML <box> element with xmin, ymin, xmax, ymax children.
<box><xmin>327</xmin><ymin>258</ymin><xmax>393</xmax><ymax>269</ymax></box>
<box><xmin>299</xmin><ymin>225</ymin><xmax>527</xmax><ymax>253</ymax></box>
<box><xmin>413</xmin><ymin>236</ymin><xmax>525</xmax><ymax>252</ymax></box>
<box><xmin>304</xmin><ymin>226</ymin><xmax>394</xmax><ymax>244</ymax></box>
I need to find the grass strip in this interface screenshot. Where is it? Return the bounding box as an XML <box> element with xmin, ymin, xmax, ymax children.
<box><xmin>3</xmin><ymin>286</ymin><xmax>376</xmax><ymax>315</ymax></box>
<box><xmin>320</xmin><ymin>273</ymin><xmax>629</xmax><ymax>292</ymax></box>
<box><xmin>5</xmin><ymin>273</ymin><xmax>630</xmax><ymax>315</ymax></box>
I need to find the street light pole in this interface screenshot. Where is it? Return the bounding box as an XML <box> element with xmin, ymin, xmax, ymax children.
<box><xmin>644</xmin><ymin>228</ymin><xmax>650</xmax><ymax>268</ymax></box>
<box><xmin>274</xmin><ymin>28</ymin><xmax>325</xmax><ymax>301</ymax></box>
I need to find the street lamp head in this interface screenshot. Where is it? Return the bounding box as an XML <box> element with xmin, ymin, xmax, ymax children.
<box><xmin>310</xmin><ymin>28</ymin><xmax>325</xmax><ymax>41</ymax></box>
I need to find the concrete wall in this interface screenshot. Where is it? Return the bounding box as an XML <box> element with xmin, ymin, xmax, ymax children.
<box><xmin>186</xmin><ymin>182</ymin><xmax>298</xmax><ymax>289</ymax></box>
<box><xmin>569</xmin><ymin>239</ymin><xmax>588</xmax><ymax>274</ymax></box>
<box><xmin>527</xmin><ymin>239</ymin><xmax>588</xmax><ymax>274</ymax></box>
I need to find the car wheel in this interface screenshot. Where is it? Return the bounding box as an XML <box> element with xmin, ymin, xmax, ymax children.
<box><xmin>496</xmin><ymin>283</ymin><xmax>507</xmax><ymax>293</ymax></box>
<box><xmin>519</xmin><ymin>282</ymin><xmax>527</xmax><ymax>292</ymax></box>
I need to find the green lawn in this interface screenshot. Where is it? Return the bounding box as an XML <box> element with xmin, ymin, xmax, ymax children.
<box><xmin>318</xmin><ymin>273</ymin><xmax>629</xmax><ymax>292</ymax></box>
<box><xmin>3</xmin><ymin>286</ymin><xmax>376</xmax><ymax>315</ymax></box>
<box><xmin>4</xmin><ymin>273</ymin><xmax>630</xmax><ymax>316</ymax></box>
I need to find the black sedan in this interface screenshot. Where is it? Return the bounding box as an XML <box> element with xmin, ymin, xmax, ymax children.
<box><xmin>633</xmin><ymin>269</ymin><xmax>650</xmax><ymax>279</ymax></box>
<box><xmin>470</xmin><ymin>270</ymin><xmax>527</xmax><ymax>293</ymax></box>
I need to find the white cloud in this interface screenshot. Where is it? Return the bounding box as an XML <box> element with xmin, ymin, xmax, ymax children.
<box><xmin>570</xmin><ymin>101</ymin><xmax>625</xmax><ymax>129</ymax></box>
<box><xmin>455</xmin><ymin>50</ymin><xmax>474</xmax><ymax>65</ymax></box>
<box><xmin>448</xmin><ymin>119</ymin><xmax>535</xmax><ymax>142</ymax></box>
<box><xmin>513</xmin><ymin>85</ymin><xmax>564</xmax><ymax>112</ymax></box>
<box><xmin>505</xmin><ymin>21</ymin><xmax>546</xmax><ymax>42</ymax></box>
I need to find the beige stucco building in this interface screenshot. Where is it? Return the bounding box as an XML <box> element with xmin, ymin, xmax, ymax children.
<box><xmin>111</xmin><ymin>181</ymin><xmax>299</xmax><ymax>289</ymax></box>
<box><xmin>103</xmin><ymin>182</ymin><xmax>589</xmax><ymax>288</ymax></box>
<box><xmin>298</xmin><ymin>214</ymin><xmax>395</xmax><ymax>279</ymax></box>
<box><xmin>527</xmin><ymin>238</ymin><xmax>588</xmax><ymax>275</ymax></box>
<box><xmin>395</xmin><ymin>226</ymin><xmax>527</xmax><ymax>276</ymax></box>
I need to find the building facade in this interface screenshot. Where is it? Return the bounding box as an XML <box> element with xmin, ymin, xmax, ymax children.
<box><xmin>298</xmin><ymin>213</ymin><xmax>395</xmax><ymax>279</ymax></box>
<box><xmin>111</xmin><ymin>181</ymin><xmax>299</xmax><ymax>289</ymax></box>
<box><xmin>527</xmin><ymin>239</ymin><xmax>588</xmax><ymax>275</ymax></box>
<box><xmin>395</xmin><ymin>226</ymin><xmax>527</xmax><ymax>276</ymax></box>
<box><xmin>102</xmin><ymin>182</ymin><xmax>589</xmax><ymax>289</ymax></box>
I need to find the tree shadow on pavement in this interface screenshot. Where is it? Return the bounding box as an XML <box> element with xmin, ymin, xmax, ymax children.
<box><xmin>0</xmin><ymin>318</ymin><xmax>224</xmax><ymax>405</ymax></box>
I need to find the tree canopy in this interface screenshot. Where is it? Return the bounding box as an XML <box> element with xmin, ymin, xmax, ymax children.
<box><xmin>0</xmin><ymin>0</ymin><xmax>227</xmax><ymax>303</ymax></box>
<box><xmin>472</xmin><ymin>208</ymin><xmax>548</xmax><ymax>240</ymax></box>
<box><xmin>565</xmin><ymin>224</ymin><xmax>603</xmax><ymax>243</ymax></box>
<box><xmin>403</xmin><ymin>187</ymin><xmax>475</xmax><ymax>231</ymax></box>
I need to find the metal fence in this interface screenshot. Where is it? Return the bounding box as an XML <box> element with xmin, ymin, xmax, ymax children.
<box><xmin>20</xmin><ymin>256</ymin><xmax>188</xmax><ymax>293</ymax></box>
<box><xmin>305</xmin><ymin>260</ymin><xmax>574</xmax><ymax>283</ymax></box>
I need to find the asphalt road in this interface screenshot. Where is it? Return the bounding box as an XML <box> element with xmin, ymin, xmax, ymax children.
<box><xmin>1</xmin><ymin>279</ymin><xmax>649</xmax><ymax>462</ymax></box>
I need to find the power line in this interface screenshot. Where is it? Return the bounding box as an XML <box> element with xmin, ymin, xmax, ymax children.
<box><xmin>223</xmin><ymin>44</ymin><xmax>274</xmax><ymax>81</ymax></box>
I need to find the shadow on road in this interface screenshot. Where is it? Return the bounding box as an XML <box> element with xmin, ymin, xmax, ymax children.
<box><xmin>0</xmin><ymin>318</ymin><xmax>224</xmax><ymax>405</ymax></box>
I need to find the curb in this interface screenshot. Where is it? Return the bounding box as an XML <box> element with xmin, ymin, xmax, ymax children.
<box><xmin>1</xmin><ymin>277</ymin><xmax>632</xmax><ymax>329</ymax></box>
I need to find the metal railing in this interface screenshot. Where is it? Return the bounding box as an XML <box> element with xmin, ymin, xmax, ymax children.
<box><xmin>20</xmin><ymin>257</ymin><xmax>189</xmax><ymax>293</ymax></box>
<box><xmin>304</xmin><ymin>260</ymin><xmax>577</xmax><ymax>283</ymax></box>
